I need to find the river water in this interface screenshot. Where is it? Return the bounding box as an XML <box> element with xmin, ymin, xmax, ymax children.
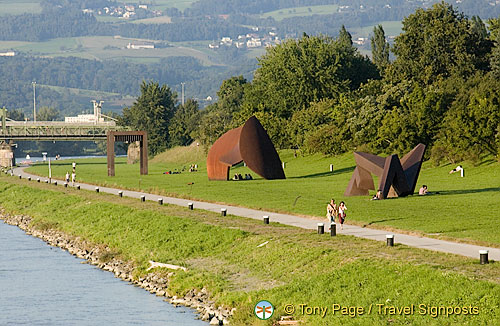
<box><xmin>0</xmin><ymin>221</ymin><xmax>207</xmax><ymax>326</ymax></box>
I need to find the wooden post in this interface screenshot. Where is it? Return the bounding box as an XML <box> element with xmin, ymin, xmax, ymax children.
<box><xmin>140</xmin><ymin>132</ymin><xmax>148</xmax><ymax>175</ymax></box>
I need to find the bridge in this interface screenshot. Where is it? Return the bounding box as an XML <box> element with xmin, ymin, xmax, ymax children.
<box><xmin>0</xmin><ymin>107</ymin><xmax>128</xmax><ymax>141</ymax></box>
<box><xmin>0</xmin><ymin>108</ymin><xmax>147</xmax><ymax>176</ymax></box>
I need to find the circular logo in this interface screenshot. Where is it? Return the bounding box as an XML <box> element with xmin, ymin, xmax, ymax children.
<box><xmin>254</xmin><ymin>300</ymin><xmax>274</xmax><ymax>320</ymax></box>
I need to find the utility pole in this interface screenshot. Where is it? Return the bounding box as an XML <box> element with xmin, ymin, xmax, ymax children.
<box><xmin>32</xmin><ymin>81</ymin><xmax>36</xmax><ymax>122</ymax></box>
<box><xmin>181</xmin><ymin>82</ymin><xmax>185</xmax><ymax>105</ymax></box>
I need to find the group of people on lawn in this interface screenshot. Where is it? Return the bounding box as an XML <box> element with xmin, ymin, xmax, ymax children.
<box><xmin>326</xmin><ymin>199</ymin><xmax>347</xmax><ymax>230</ymax></box>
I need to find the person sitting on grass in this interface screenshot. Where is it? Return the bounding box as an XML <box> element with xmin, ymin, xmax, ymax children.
<box><xmin>419</xmin><ymin>185</ymin><xmax>428</xmax><ymax>195</ymax></box>
<box><xmin>371</xmin><ymin>189</ymin><xmax>382</xmax><ymax>200</ymax></box>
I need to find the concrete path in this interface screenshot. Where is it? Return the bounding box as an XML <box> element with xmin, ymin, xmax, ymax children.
<box><xmin>13</xmin><ymin>166</ymin><xmax>500</xmax><ymax>262</ymax></box>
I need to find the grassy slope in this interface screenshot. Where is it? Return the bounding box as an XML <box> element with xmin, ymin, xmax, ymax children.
<box><xmin>0</xmin><ymin>177</ymin><xmax>499</xmax><ymax>325</ymax></box>
<box><xmin>260</xmin><ymin>5</ymin><xmax>339</xmax><ymax>21</ymax></box>
<box><xmin>26</xmin><ymin>146</ymin><xmax>500</xmax><ymax>247</ymax></box>
<box><xmin>0</xmin><ymin>0</ymin><xmax>41</xmax><ymax>16</ymax></box>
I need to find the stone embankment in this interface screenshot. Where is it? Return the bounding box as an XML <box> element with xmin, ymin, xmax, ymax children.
<box><xmin>0</xmin><ymin>210</ymin><xmax>232</xmax><ymax>325</ymax></box>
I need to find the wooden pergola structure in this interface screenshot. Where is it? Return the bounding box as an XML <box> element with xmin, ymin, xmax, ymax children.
<box><xmin>107</xmin><ymin>131</ymin><xmax>148</xmax><ymax>176</ymax></box>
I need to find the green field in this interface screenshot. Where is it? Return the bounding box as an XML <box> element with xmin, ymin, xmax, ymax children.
<box><xmin>26</xmin><ymin>145</ymin><xmax>500</xmax><ymax>247</ymax></box>
<box><xmin>0</xmin><ymin>0</ymin><xmax>41</xmax><ymax>16</ymax></box>
<box><xmin>0</xmin><ymin>36</ymin><xmax>220</xmax><ymax>66</ymax></box>
<box><xmin>260</xmin><ymin>5</ymin><xmax>339</xmax><ymax>21</ymax></box>
<box><xmin>131</xmin><ymin>15</ymin><xmax>172</xmax><ymax>24</ymax></box>
<box><xmin>0</xmin><ymin>178</ymin><xmax>499</xmax><ymax>325</ymax></box>
<box><xmin>124</xmin><ymin>0</ymin><xmax>195</xmax><ymax>11</ymax></box>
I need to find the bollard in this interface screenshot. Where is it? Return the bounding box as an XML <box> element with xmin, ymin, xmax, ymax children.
<box><xmin>330</xmin><ymin>164</ymin><xmax>333</xmax><ymax>172</ymax></box>
<box><xmin>54</xmin><ymin>181</ymin><xmax>57</xmax><ymax>186</ymax></box>
<box><xmin>28</xmin><ymin>177</ymin><xmax>31</xmax><ymax>181</ymax></box>
<box><xmin>263</xmin><ymin>215</ymin><xmax>269</xmax><ymax>224</ymax></box>
<box><xmin>282</xmin><ymin>162</ymin><xmax>286</xmax><ymax>169</ymax></box>
<box><xmin>18</xmin><ymin>175</ymin><xmax>21</xmax><ymax>179</ymax></box>
<box><xmin>140</xmin><ymin>195</ymin><xmax>145</xmax><ymax>202</ymax></box>
<box><xmin>317</xmin><ymin>223</ymin><xmax>324</xmax><ymax>234</ymax></box>
<box><xmin>37</xmin><ymin>178</ymin><xmax>40</xmax><ymax>183</ymax></box>
<box><xmin>221</xmin><ymin>208</ymin><xmax>227</xmax><ymax>216</ymax></box>
<box><xmin>76</xmin><ymin>185</ymin><xmax>80</xmax><ymax>190</ymax></box>
<box><xmin>118</xmin><ymin>191</ymin><xmax>123</xmax><ymax>197</ymax></box>
<box><xmin>330</xmin><ymin>223</ymin><xmax>336</xmax><ymax>236</ymax></box>
<box><xmin>95</xmin><ymin>187</ymin><xmax>99</xmax><ymax>193</ymax></box>
<box><xmin>188</xmin><ymin>203</ymin><xmax>193</xmax><ymax>210</ymax></box>
<box><xmin>479</xmin><ymin>250</ymin><xmax>489</xmax><ymax>264</ymax></box>
<box><xmin>45</xmin><ymin>180</ymin><xmax>48</xmax><ymax>183</ymax></box>
<box><xmin>386</xmin><ymin>234</ymin><xmax>394</xmax><ymax>247</ymax></box>
<box><xmin>64</xmin><ymin>183</ymin><xmax>68</xmax><ymax>188</ymax></box>
<box><xmin>158</xmin><ymin>198</ymin><xmax>163</xmax><ymax>205</ymax></box>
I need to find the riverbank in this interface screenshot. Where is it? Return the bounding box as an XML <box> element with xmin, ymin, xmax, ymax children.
<box><xmin>1</xmin><ymin>177</ymin><xmax>500</xmax><ymax>325</ymax></box>
<box><xmin>0</xmin><ymin>209</ymin><xmax>231</xmax><ymax>325</ymax></box>
<box><xmin>25</xmin><ymin>147</ymin><xmax>500</xmax><ymax>247</ymax></box>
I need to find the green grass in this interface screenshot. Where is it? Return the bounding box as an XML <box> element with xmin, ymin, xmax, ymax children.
<box><xmin>26</xmin><ymin>145</ymin><xmax>500</xmax><ymax>247</ymax></box>
<box><xmin>0</xmin><ymin>0</ymin><xmax>41</xmax><ymax>16</ymax></box>
<box><xmin>1</xmin><ymin>36</ymin><xmax>221</xmax><ymax>66</ymax></box>
<box><xmin>131</xmin><ymin>15</ymin><xmax>172</xmax><ymax>24</ymax></box>
<box><xmin>260</xmin><ymin>5</ymin><xmax>339</xmax><ymax>21</ymax></box>
<box><xmin>0</xmin><ymin>178</ymin><xmax>499</xmax><ymax>325</ymax></box>
<box><xmin>124</xmin><ymin>0</ymin><xmax>196</xmax><ymax>11</ymax></box>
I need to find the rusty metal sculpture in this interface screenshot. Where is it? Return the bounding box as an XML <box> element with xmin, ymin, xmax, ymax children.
<box><xmin>107</xmin><ymin>131</ymin><xmax>148</xmax><ymax>176</ymax></box>
<box><xmin>207</xmin><ymin>116</ymin><xmax>286</xmax><ymax>180</ymax></box>
<box><xmin>344</xmin><ymin>144</ymin><xmax>426</xmax><ymax>199</ymax></box>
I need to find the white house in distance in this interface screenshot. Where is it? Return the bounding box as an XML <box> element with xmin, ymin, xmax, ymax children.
<box><xmin>0</xmin><ymin>51</ymin><xmax>15</xmax><ymax>56</ymax></box>
<box><xmin>126</xmin><ymin>42</ymin><xmax>154</xmax><ymax>49</ymax></box>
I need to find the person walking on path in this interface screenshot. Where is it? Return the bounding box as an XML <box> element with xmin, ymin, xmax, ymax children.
<box><xmin>65</xmin><ymin>172</ymin><xmax>70</xmax><ymax>184</ymax></box>
<box><xmin>338</xmin><ymin>201</ymin><xmax>347</xmax><ymax>230</ymax></box>
<box><xmin>71</xmin><ymin>172</ymin><xmax>76</xmax><ymax>186</ymax></box>
<box><xmin>326</xmin><ymin>199</ymin><xmax>338</xmax><ymax>230</ymax></box>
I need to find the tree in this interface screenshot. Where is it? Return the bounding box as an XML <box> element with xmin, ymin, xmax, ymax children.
<box><xmin>216</xmin><ymin>75</ymin><xmax>247</xmax><ymax>114</ymax></box>
<box><xmin>168</xmin><ymin>99</ymin><xmax>200</xmax><ymax>147</ymax></box>
<box><xmin>37</xmin><ymin>106</ymin><xmax>60</xmax><ymax>121</ymax></box>
<box><xmin>120</xmin><ymin>81</ymin><xmax>177</xmax><ymax>156</ymax></box>
<box><xmin>243</xmin><ymin>34</ymin><xmax>378</xmax><ymax>120</ymax></box>
<box><xmin>390</xmin><ymin>2</ymin><xmax>487</xmax><ymax>86</ymax></box>
<box><xmin>370</xmin><ymin>25</ymin><xmax>390</xmax><ymax>72</ymax></box>
<box><xmin>6</xmin><ymin>108</ymin><xmax>25</xmax><ymax>121</ymax></box>
<box><xmin>491</xmin><ymin>34</ymin><xmax>500</xmax><ymax>79</ymax></box>
<box><xmin>435</xmin><ymin>74</ymin><xmax>500</xmax><ymax>163</ymax></box>
<box><xmin>338</xmin><ymin>25</ymin><xmax>352</xmax><ymax>47</ymax></box>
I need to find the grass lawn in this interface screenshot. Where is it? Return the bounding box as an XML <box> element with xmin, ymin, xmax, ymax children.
<box><xmin>25</xmin><ymin>145</ymin><xmax>500</xmax><ymax>247</ymax></box>
<box><xmin>1</xmin><ymin>177</ymin><xmax>499</xmax><ymax>325</ymax></box>
<box><xmin>260</xmin><ymin>5</ymin><xmax>339</xmax><ymax>21</ymax></box>
<box><xmin>0</xmin><ymin>0</ymin><xmax>41</xmax><ymax>16</ymax></box>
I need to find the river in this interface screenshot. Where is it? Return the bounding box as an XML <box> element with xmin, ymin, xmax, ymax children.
<box><xmin>0</xmin><ymin>221</ymin><xmax>207</xmax><ymax>325</ymax></box>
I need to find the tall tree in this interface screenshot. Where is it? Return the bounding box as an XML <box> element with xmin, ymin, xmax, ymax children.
<box><xmin>338</xmin><ymin>25</ymin><xmax>352</xmax><ymax>47</ymax></box>
<box><xmin>168</xmin><ymin>99</ymin><xmax>199</xmax><ymax>147</ymax></box>
<box><xmin>37</xmin><ymin>106</ymin><xmax>60</xmax><ymax>121</ymax></box>
<box><xmin>120</xmin><ymin>81</ymin><xmax>177</xmax><ymax>155</ymax></box>
<box><xmin>242</xmin><ymin>34</ymin><xmax>378</xmax><ymax>120</ymax></box>
<box><xmin>390</xmin><ymin>2</ymin><xmax>485</xmax><ymax>85</ymax></box>
<box><xmin>370</xmin><ymin>25</ymin><xmax>390</xmax><ymax>72</ymax></box>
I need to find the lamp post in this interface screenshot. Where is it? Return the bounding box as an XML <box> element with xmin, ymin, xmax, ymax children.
<box><xmin>32</xmin><ymin>81</ymin><xmax>36</xmax><ymax>122</ymax></box>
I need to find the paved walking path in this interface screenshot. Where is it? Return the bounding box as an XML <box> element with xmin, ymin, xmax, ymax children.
<box><xmin>14</xmin><ymin>166</ymin><xmax>500</xmax><ymax>262</ymax></box>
